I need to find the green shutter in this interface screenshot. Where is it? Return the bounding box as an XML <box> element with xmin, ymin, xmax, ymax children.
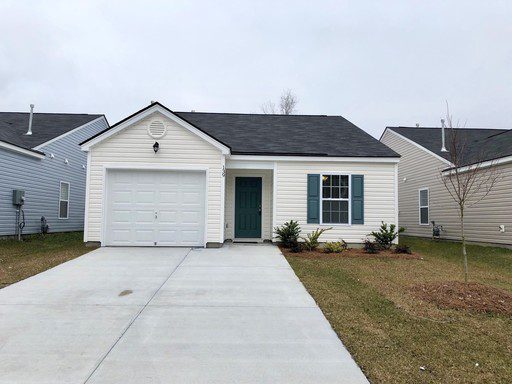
<box><xmin>351</xmin><ymin>175</ymin><xmax>364</xmax><ymax>224</ymax></box>
<box><xmin>307</xmin><ymin>174</ymin><xmax>320</xmax><ymax>224</ymax></box>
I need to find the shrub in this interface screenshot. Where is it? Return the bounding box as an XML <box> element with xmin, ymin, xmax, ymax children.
<box><xmin>301</xmin><ymin>227</ymin><xmax>332</xmax><ymax>251</ymax></box>
<box><xmin>290</xmin><ymin>241</ymin><xmax>303</xmax><ymax>253</ymax></box>
<box><xmin>363</xmin><ymin>239</ymin><xmax>380</xmax><ymax>254</ymax></box>
<box><xmin>323</xmin><ymin>240</ymin><xmax>348</xmax><ymax>254</ymax></box>
<box><xmin>394</xmin><ymin>244</ymin><xmax>412</xmax><ymax>254</ymax></box>
<box><xmin>274</xmin><ymin>220</ymin><xmax>301</xmax><ymax>248</ymax></box>
<box><xmin>369</xmin><ymin>222</ymin><xmax>405</xmax><ymax>250</ymax></box>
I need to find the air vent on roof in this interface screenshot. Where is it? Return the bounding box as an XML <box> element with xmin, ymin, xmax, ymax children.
<box><xmin>148</xmin><ymin>120</ymin><xmax>166</xmax><ymax>139</ymax></box>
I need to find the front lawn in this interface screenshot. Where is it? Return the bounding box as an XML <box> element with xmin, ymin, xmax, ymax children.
<box><xmin>0</xmin><ymin>232</ymin><xmax>95</xmax><ymax>288</ymax></box>
<box><xmin>284</xmin><ymin>236</ymin><xmax>512</xmax><ymax>383</ymax></box>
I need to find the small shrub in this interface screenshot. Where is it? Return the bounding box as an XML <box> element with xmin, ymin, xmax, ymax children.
<box><xmin>301</xmin><ymin>227</ymin><xmax>332</xmax><ymax>251</ymax></box>
<box><xmin>394</xmin><ymin>244</ymin><xmax>412</xmax><ymax>254</ymax></box>
<box><xmin>323</xmin><ymin>240</ymin><xmax>348</xmax><ymax>254</ymax></box>
<box><xmin>274</xmin><ymin>220</ymin><xmax>301</xmax><ymax>248</ymax></box>
<box><xmin>290</xmin><ymin>241</ymin><xmax>303</xmax><ymax>253</ymax></box>
<box><xmin>363</xmin><ymin>239</ymin><xmax>380</xmax><ymax>254</ymax></box>
<box><xmin>369</xmin><ymin>222</ymin><xmax>405</xmax><ymax>250</ymax></box>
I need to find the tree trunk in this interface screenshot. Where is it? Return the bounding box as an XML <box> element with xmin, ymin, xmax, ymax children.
<box><xmin>460</xmin><ymin>207</ymin><xmax>468</xmax><ymax>284</ymax></box>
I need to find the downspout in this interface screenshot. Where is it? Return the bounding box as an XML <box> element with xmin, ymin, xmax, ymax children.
<box><xmin>440</xmin><ymin>118</ymin><xmax>448</xmax><ymax>152</ymax></box>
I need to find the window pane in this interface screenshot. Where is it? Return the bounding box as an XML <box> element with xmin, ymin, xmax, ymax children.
<box><xmin>332</xmin><ymin>175</ymin><xmax>340</xmax><ymax>187</ymax></box>
<box><xmin>59</xmin><ymin>201</ymin><xmax>68</xmax><ymax>219</ymax></box>
<box><xmin>340</xmin><ymin>211</ymin><xmax>349</xmax><ymax>224</ymax></box>
<box><xmin>420</xmin><ymin>189</ymin><xmax>428</xmax><ymax>207</ymax></box>
<box><xmin>323</xmin><ymin>187</ymin><xmax>331</xmax><ymax>198</ymax></box>
<box><xmin>332</xmin><ymin>187</ymin><xmax>339</xmax><ymax>198</ymax></box>
<box><xmin>420</xmin><ymin>207</ymin><xmax>429</xmax><ymax>224</ymax></box>
<box><xmin>340</xmin><ymin>175</ymin><xmax>349</xmax><ymax>187</ymax></box>
<box><xmin>331</xmin><ymin>211</ymin><xmax>340</xmax><ymax>223</ymax></box>
<box><xmin>340</xmin><ymin>200</ymin><xmax>349</xmax><ymax>212</ymax></box>
<box><xmin>60</xmin><ymin>183</ymin><xmax>69</xmax><ymax>200</ymax></box>
<box><xmin>340</xmin><ymin>187</ymin><xmax>349</xmax><ymax>199</ymax></box>
<box><xmin>322</xmin><ymin>175</ymin><xmax>331</xmax><ymax>186</ymax></box>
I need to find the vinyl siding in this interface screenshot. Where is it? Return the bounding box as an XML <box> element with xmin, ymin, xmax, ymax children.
<box><xmin>381</xmin><ymin>130</ymin><xmax>512</xmax><ymax>245</ymax></box>
<box><xmin>274</xmin><ymin>161</ymin><xmax>397</xmax><ymax>243</ymax></box>
<box><xmin>224</xmin><ymin>169</ymin><xmax>273</xmax><ymax>240</ymax></box>
<box><xmin>85</xmin><ymin>112</ymin><xmax>223</xmax><ymax>244</ymax></box>
<box><xmin>0</xmin><ymin>118</ymin><xmax>108</xmax><ymax>236</ymax></box>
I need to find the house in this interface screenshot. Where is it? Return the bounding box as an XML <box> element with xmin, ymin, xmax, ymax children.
<box><xmin>80</xmin><ymin>102</ymin><xmax>400</xmax><ymax>247</ymax></box>
<box><xmin>381</xmin><ymin>126</ymin><xmax>512</xmax><ymax>246</ymax></box>
<box><xmin>0</xmin><ymin>106</ymin><xmax>109</xmax><ymax>236</ymax></box>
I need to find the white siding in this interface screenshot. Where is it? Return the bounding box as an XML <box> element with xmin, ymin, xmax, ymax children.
<box><xmin>85</xmin><ymin>112</ymin><xmax>223</xmax><ymax>244</ymax></box>
<box><xmin>274</xmin><ymin>161</ymin><xmax>397</xmax><ymax>243</ymax></box>
<box><xmin>381</xmin><ymin>130</ymin><xmax>512</xmax><ymax>245</ymax></box>
<box><xmin>224</xmin><ymin>169</ymin><xmax>273</xmax><ymax>240</ymax></box>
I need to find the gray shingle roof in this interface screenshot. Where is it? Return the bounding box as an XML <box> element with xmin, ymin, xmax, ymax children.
<box><xmin>0</xmin><ymin>112</ymin><xmax>103</xmax><ymax>150</ymax></box>
<box><xmin>173</xmin><ymin>111</ymin><xmax>399</xmax><ymax>157</ymax></box>
<box><xmin>387</xmin><ymin>126</ymin><xmax>511</xmax><ymax>165</ymax></box>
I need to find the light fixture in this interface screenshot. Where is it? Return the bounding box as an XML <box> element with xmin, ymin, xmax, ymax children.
<box><xmin>153</xmin><ymin>141</ymin><xmax>159</xmax><ymax>153</ymax></box>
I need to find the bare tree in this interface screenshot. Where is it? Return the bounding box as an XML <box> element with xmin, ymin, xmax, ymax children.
<box><xmin>440</xmin><ymin>104</ymin><xmax>500</xmax><ymax>283</ymax></box>
<box><xmin>261</xmin><ymin>89</ymin><xmax>298</xmax><ymax>114</ymax></box>
<box><xmin>261</xmin><ymin>100</ymin><xmax>277</xmax><ymax>114</ymax></box>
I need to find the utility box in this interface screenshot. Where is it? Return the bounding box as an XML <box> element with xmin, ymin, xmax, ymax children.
<box><xmin>12</xmin><ymin>190</ymin><xmax>25</xmax><ymax>205</ymax></box>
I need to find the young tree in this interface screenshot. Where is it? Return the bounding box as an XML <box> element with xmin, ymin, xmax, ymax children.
<box><xmin>440</xmin><ymin>105</ymin><xmax>500</xmax><ymax>283</ymax></box>
<box><xmin>261</xmin><ymin>89</ymin><xmax>298</xmax><ymax>114</ymax></box>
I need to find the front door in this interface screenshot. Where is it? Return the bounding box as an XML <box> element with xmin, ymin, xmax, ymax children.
<box><xmin>235</xmin><ymin>177</ymin><xmax>262</xmax><ymax>238</ymax></box>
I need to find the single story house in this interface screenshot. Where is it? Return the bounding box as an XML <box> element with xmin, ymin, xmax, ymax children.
<box><xmin>0</xmin><ymin>106</ymin><xmax>109</xmax><ymax>236</ymax></box>
<box><xmin>381</xmin><ymin>126</ymin><xmax>512</xmax><ymax>246</ymax></box>
<box><xmin>80</xmin><ymin>102</ymin><xmax>400</xmax><ymax>247</ymax></box>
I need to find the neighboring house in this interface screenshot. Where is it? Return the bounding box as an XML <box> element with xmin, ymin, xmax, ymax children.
<box><xmin>80</xmin><ymin>102</ymin><xmax>400</xmax><ymax>247</ymax></box>
<box><xmin>0</xmin><ymin>108</ymin><xmax>109</xmax><ymax>236</ymax></box>
<box><xmin>381</xmin><ymin>126</ymin><xmax>512</xmax><ymax>246</ymax></box>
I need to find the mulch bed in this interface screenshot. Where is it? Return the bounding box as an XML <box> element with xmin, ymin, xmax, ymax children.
<box><xmin>411</xmin><ymin>281</ymin><xmax>512</xmax><ymax>316</ymax></box>
<box><xmin>279</xmin><ymin>245</ymin><xmax>422</xmax><ymax>260</ymax></box>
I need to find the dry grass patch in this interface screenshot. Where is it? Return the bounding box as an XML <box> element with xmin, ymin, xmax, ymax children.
<box><xmin>0</xmin><ymin>232</ymin><xmax>95</xmax><ymax>288</ymax></box>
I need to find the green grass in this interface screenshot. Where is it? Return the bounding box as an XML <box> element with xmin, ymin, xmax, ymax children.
<box><xmin>285</xmin><ymin>236</ymin><xmax>512</xmax><ymax>384</ymax></box>
<box><xmin>0</xmin><ymin>232</ymin><xmax>95</xmax><ymax>287</ymax></box>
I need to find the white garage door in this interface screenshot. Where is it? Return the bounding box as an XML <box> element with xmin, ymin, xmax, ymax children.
<box><xmin>105</xmin><ymin>169</ymin><xmax>206</xmax><ymax>246</ymax></box>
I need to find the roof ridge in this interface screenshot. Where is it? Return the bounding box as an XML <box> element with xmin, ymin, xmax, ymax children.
<box><xmin>0</xmin><ymin>111</ymin><xmax>102</xmax><ymax>116</ymax></box>
<box><xmin>388</xmin><ymin>126</ymin><xmax>508</xmax><ymax>131</ymax></box>
<box><xmin>175</xmin><ymin>111</ymin><xmax>333</xmax><ymax>117</ymax></box>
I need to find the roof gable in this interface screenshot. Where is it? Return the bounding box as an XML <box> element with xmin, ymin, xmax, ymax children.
<box><xmin>0</xmin><ymin>112</ymin><xmax>104</xmax><ymax>150</ymax></box>
<box><xmin>386</xmin><ymin>126</ymin><xmax>511</xmax><ymax>166</ymax></box>
<box><xmin>80</xmin><ymin>103</ymin><xmax>230</xmax><ymax>154</ymax></box>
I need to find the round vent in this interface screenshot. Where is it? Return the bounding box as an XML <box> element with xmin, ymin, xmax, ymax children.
<box><xmin>148</xmin><ymin>120</ymin><xmax>166</xmax><ymax>139</ymax></box>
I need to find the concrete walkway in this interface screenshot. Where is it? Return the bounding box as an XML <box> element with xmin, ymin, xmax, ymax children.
<box><xmin>0</xmin><ymin>244</ymin><xmax>368</xmax><ymax>383</ymax></box>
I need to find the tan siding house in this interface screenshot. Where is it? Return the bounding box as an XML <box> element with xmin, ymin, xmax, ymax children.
<box><xmin>381</xmin><ymin>127</ymin><xmax>512</xmax><ymax>246</ymax></box>
<box><xmin>81</xmin><ymin>102</ymin><xmax>400</xmax><ymax>247</ymax></box>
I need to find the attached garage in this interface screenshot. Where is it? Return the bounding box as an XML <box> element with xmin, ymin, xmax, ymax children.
<box><xmin>104</xmin><ymin>169</ymin><xmax>206</xmax><ymax>247</ymax></box>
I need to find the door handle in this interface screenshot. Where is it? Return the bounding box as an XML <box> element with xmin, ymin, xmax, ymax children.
<box><xmin>258</xmin><ymin>204</ymin><xmax>261</xmax><ymax>215</ymax></box>
<box><xmin>155</xmin><ymin>211</ymin><xmax>158</xmax><ymax>219</ymax></box>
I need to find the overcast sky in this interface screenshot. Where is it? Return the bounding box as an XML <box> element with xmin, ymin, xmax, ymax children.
<box><xmin>1</xmin><ymin>1</ymin><xmax>511</xmax><ymax>138</ymax></box>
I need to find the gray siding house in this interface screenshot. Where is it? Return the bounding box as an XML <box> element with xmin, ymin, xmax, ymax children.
<box><xmin>381</xmin><ymin>126</ymin><xmax>512</xmax><ymax>247</ymax></box>
<box><xmin>0</xmin><ymin>108</ymin><xmax>109</xmax><ymax>236</ymax></box>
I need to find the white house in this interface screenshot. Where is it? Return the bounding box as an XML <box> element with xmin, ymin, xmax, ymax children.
<box><xmin>80</xmin><ymin>102</ymin><xmax>400</xmax><ymax>247</ymax></box>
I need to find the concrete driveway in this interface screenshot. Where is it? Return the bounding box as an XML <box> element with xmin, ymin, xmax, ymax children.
<box><xmin>0</xmin><ymin>244</ymin><xmax>368</xmax><ymax>383</ymax></box>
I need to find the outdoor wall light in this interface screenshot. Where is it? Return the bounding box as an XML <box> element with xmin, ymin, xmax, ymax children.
<box><xmin>153</xmin><ymin>141</ymin><xmax>159</xmax><ymax>153</ymax></box>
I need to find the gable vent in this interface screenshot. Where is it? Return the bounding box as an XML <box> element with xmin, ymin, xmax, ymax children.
<box><xmin>148</xmin><ymin>120</ymin><xmax>166</xmax><ymax>139</ymax></box>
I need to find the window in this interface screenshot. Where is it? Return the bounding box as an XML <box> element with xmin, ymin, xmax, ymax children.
<box><xmin>321</xmin><ymin>174</ymin><xmax>350</xmax><ymax>224</ymax></box>
<box><xmin>59</xmin><ymin>182</ymin><xmax>70</xmax><ymax>219</ymax></box>
<box><xmin>419</xmin><ymin>188</ymin><xmax>429</xmax><ymax>225</ymax></box>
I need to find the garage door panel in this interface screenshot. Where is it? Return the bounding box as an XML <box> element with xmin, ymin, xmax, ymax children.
<box><xmin>106</xmin><ymin>170</ymin><xmax>205</xmax><ymax>247</ymax></box>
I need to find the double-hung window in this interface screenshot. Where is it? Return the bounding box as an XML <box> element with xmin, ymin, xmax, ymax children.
<box><xmin>321</xmin><ymin>174</ymin><xmax>350</xmax><ymax>224</ymax></box>
<box><xmin>419</xmin><ymin>188</ymin><xmax>429</xmax><ymax>225</ymax></box>
<box><xmin>59</xmin><ymin>182</ymin><xmax>70</xmax><ymax>219</ymax></box>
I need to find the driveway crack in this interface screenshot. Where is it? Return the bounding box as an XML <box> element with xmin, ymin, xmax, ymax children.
<box><xmin>82</xmin><ymin>248</ymin><xmax>192</xmax><ymax>384</ymax></box>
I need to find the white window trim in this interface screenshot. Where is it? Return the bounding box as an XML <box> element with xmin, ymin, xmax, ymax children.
<box><xmin>418</xmin><ymin>187</ymin><xmax>429</xmax><ymax>225</ymax></box>
<box><xmin>320</xmin><ymin>173</ymin><xmax>351</xmax><ymax>226</ymax></box>
<box><xmin>59</xmin><ymin>181</ymin><xmax>70</xmax><ymax>220</ymax></box>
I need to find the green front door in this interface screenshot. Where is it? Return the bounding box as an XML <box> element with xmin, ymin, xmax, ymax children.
<box><xmin>235</xmin><ymin>177</ymin><xmax>262</xmax><ymax>238</ymax></box>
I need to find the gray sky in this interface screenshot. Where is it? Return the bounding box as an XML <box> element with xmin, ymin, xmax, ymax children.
<box><xmin>1</xmin><ymin>1</ymin><xmax>511</xmax><ymax>138</ymax></box>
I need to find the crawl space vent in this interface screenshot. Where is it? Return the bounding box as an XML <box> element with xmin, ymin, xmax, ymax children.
<box><xmin>148</xmin><ymin>120</ymin><xmax>166</xmax><ymax>139</ymax></box>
